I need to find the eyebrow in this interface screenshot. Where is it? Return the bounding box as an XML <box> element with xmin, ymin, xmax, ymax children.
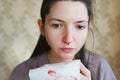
<box><xmin>75</xmin><ymin>20</ymin><xmax>88</xmax><ymax>23</ymax></box>
<box><xmin>48</xmin><ymin>18</ymin><xmax>88</xmax><ymax>23</ymax></box>
<box><xmin>48</xmin><ymin>18</ymin><xmax>64</xmax><ymax>22</ymax></box>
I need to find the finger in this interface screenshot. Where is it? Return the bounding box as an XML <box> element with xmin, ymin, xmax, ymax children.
<box><xmin>80</xmin><ymin>73</ymin><xmax>87</xmax><ymax>80</ymax></box>
<box><xmin>80</xmin><ymin>62</ymin><xmax>91</xmax><ymax>78</ymax></box>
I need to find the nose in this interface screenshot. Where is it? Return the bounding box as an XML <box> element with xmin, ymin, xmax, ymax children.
<box><xmin>62</xmin><ymin>27</ymin><xmax>74</xmax><ymax>45</ymax></box>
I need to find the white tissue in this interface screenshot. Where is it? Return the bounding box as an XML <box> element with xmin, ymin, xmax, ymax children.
<box><xmin>29</xmin><ymin>60</ymin><xmax>81</xmax><ymax>80</ymax></box>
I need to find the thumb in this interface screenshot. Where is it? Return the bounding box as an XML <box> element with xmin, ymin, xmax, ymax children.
<box><xmin>80</xmin><ymin>62</ymin><xmax>91</xmax><ymax>80</ymax></box>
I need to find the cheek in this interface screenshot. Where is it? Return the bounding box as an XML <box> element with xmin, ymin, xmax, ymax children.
<box><xmin>82</xmin><ymin>31</ymin><xmax>88</xmax><ymax>41</ymax></box>
<box><xmin>77</xmin><ymin>31</ymin><xmax>88</xmax><ymax>45</ymax></box>
<box><xmin>45</xmin><ymin>30</ymin><xmax>62</xmax><ymax>47</ymax></box>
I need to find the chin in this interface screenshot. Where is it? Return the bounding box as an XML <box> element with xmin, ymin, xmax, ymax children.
<box><xmin>61</xmin><ymin>54</ymin><xmax>74</xmax><ymax>61</ymax></box>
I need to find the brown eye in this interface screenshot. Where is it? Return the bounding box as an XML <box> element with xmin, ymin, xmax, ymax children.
<box><xmin>51</xmin><ymin>24</ymin><xmax>63</xmax><ymax>29</ymax></box>
<box><xmin>76</xmin><ymin>25</ymin><xmax>85</xmax><ymax>30</ymax></box>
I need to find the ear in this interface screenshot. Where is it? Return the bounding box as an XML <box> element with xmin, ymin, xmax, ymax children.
<box><xmin>37</xmin><ymin>19</ymin><xmax>45</xmax><ymax>36</ymax></box>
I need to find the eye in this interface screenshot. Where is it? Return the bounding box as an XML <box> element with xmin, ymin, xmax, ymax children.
<box><xmin>75</xmin><ymin>25</ymin><xmax>85</xmax><ymax>30</ymax></box>
<box><xmin>51</xmin><ymin>23</ymin><xmax>63</xmax><ymax>29</ymax></box>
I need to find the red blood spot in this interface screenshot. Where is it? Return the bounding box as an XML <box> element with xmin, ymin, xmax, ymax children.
<box><xmin>48</xmin><ymin>70</ymin><xmax>56</xmax><ymax>75</ymax></box>
<box><xmin>74</xmin><ymin>77</ymin><xmax>77</xmax><ymax>80</ymax></box>
<box><xmin>70</xmin><ymin>76</ymin><xmax>78</xmax><ymax>80</ymax></box>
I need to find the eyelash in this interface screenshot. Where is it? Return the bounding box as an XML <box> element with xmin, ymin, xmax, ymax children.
<box><xmin>51</xmin><ymin>23</ymin><xmax>85</xmax><ymax>30</ymax></box>
<box><xmin>76</xmin><ymin>25</ymin><xmax>85</xmax><ymax>30</ymax></box>
<box><xmin>51</xmin><ymin>23</ymin><xmax>63</xmax><ymax>29</ymax></box>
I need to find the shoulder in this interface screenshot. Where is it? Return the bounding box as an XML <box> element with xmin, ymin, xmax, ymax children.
<box><xmin>84</xmin><ymin>49</ymin><xmax>116</xmax><ymax>80</ymax></box>
<box><xmin>9</xmin><ymin>57</ymin><xmax>35</xmax><ymax>80</ymax></box>
<box><xmin>10</xmin><ymin>53</ymin><xmax>49</xmax><ymax>80</ymax></box>
<box><xmin>84</xmin><ymin>49</ymin><xmax>111</xmax><ymax>70</ymax></box>
<box><xmin>84</xmin><ymin>49</ymin><xmax>106</xmax><ymax>65</ymax></box>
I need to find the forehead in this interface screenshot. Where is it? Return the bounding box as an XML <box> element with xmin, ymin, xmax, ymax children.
<box><xmin>46</xmin><ymin>1</ymin><xmax>88</xmax><ymax>21</ymax></box>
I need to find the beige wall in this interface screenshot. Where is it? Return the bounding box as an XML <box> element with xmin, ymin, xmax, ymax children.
<box><xmin>0</xmin><ymin>0</ymin><xmax>120</xmax><ymax>80</ymax></box>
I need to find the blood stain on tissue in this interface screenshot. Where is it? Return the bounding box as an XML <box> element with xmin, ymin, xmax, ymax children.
<box><xmin>48</xmin><ymin>70</ymin><xmax>56</xmax><ymax>75</ymax></box>
<box><xmin>48</xmin><ymin>70</ymin><xmax>77</xmax><ymax>80</ymax></box>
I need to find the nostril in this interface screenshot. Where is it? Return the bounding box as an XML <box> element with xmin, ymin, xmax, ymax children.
<box><xmin>65</xmin><ymin>42</ymin><xmax>70</xmax><ymax>45</ymax></box>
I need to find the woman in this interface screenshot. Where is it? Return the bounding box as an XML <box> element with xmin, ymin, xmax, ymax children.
<box><xmin>10</xmin><ymin>0</ymin><xmax>116</xmax><ymax>80</ymax></box>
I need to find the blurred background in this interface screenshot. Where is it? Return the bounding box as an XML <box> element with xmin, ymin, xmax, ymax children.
<box><xmin>0</xmin><ymin>0</ymin><xmax>120</xmax><ymax>80</ymax></box>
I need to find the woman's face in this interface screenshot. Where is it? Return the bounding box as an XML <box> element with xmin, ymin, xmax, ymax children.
<box><xmin>42</xmin><ymin>1</ymin><xmax>89</xmax><ymax>61</ymax></box>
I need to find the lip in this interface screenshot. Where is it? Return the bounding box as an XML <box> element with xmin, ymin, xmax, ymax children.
<box><xmin>61</xmin><ymin>48</ymin><xmax>74</xmax><ymax>53</ymax></box>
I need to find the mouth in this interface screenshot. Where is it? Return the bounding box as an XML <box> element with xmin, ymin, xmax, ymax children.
<box><xmin>61</xmin><ymin>48</ymin><xmax>74</xmax><ymax>53</ymax></box>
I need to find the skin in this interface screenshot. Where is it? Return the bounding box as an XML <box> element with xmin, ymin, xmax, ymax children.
<box><xmin>38</xmin><ymin>1</ymin><xmax>91</xmax><ymax>80</ymax></box>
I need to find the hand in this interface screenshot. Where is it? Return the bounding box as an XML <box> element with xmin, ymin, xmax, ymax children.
<box><xmin>80</xmin><ymin>62</ymin><xmax>91</xmax><ymax>80</ymax></box>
